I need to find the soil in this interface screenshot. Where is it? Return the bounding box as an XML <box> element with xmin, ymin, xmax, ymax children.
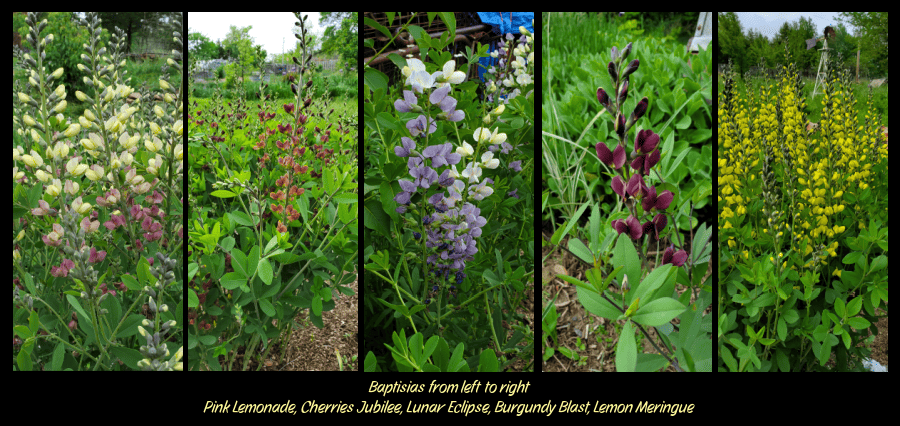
<box><xmin>223</xmin><ymin>269</ymin><xmax>359</xmax><ymax>371</ymax></box>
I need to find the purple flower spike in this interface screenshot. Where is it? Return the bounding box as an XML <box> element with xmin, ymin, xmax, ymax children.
<box><xmin>394</xmin><ymin>137</ymin><xmax>416</xmax><ymax>157</ymax></box>
<box><xmin>395</xmin><ymin>90</ymin><xmax>420</xmax><ymax>113</ymax></box>
<box><xmin>429</xmin><ymin>85</ymin><xmax>451</xmax><ymax>106</ymax></box>
<box><xmin>621</xmin><ymin>59</ymin><xmax>639</xmax><ymax>80</ymax></box>
<box><xmin>409</xmin><ymin>159</ymin><xmax>438</xmax><ymax>189</ymax></box>
<box><xmin>625</xmin><ymin>173</ymin><xmax>647</xmax><ymax>198</ymax></box>
<box><xmin>631</xmin><ymin>148</ymin><xmax>660</xmax><ymax>175</ymax></box>
<box><xmin>423</xmin><ymin>143</ymin><xmax>461</xmax><ymax>168</ymax></box>
<box><xmin>407</xmin><ymin>115</ymin><xmax>437</xmax><ymax>137</ymax></box>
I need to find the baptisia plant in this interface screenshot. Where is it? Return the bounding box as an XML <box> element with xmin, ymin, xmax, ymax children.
<box><xmin>392</xmin><ymin>57</ymin><xmax>489</xmax><ymax>307</ymax></box>
<box><xmin>553</xmin><ymin>42</ymin><xmax>712</xmax><ymax>372</ymax></box>
<box><xmin>13</xmin><ymin>12</ymin><xmax>183</xmax><ymax>370</ymax></box>
<box><xmin>187</xmin><ymin>12</ymin><xmax>357</xmax><ymax>371</ymax></box>
<box><xmin>596</xmin><ymin>43</ymin><xmax>687</xmax><ymax>268</ymax></box>
<box><xmin>363</xmin><ymin>51</ymin><xmax>527</xmax><ymax>371</ymax></box>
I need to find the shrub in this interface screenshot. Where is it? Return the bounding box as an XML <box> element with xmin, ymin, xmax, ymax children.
<box><xmin>718</xmin><ymin>45</ymin><xmax>888</xmax><ymax>372</ymax></box>
<box><xmin>13</xmin><ymin>12</ymin><xmax>184</xmax><ymax>371</ymax></box>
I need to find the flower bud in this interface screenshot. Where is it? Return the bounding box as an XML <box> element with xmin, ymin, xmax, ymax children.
<box><xmin>597</xmin><ymin>87</ymin><xmax>610</xmax><ymax>108</ymax></box>
<box><xmin>627</xmin><ymin>96</ymin><xmax>649</xmax><ymax>130</ymax></box>
<box><xmin>617</xmin><ymin>80</ymin><xmax>628</xmax><ymax>105</ymax></box>
<box><xmin>621</xmin><ymin>42</ymin><xmax>633</xmax><ymax>61</ymax></box>
<box><xmin>621</xmin><ymin>59</ymin><xmax>640</xmax><ymax>80</ymax></box>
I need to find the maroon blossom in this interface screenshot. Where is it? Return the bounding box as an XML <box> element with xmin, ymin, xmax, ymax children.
<box><xmin>641</xmin><ymin>185</ymin><xmax>674</xmax><ymax>212</ymax></box>
<box><xmin>633</xmin><ymin>129</ymin><xmax>660</xmax><ymax>155</ymax></box>
<box><xmin>662</xmin><ymin>245</ymin><xmax>689</xmax><ymax>267</ymax></box>
<box><xmin>596</xmin><ymin>142</ymin><xmax>626</xmax><ymax>170</ymax></box>
<box><xmin>612</xmin><ymin>216</ymin><xmax>643</xmax><ymax>240</ymax></box>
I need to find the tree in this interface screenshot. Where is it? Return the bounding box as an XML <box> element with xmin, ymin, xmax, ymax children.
<box><xmin>318</xmin><ymin>12</ymin><xmax>358</xmax><ymax>72</ymax></box>
<box><xmin>718</xmin><ymin>12</ymin><xmax>747</xmax><ymax>74</ymax></box>
<box><xmin>96</xmin><ymin>12</ymin><xmax>181</xmax><ymax>54</ymax></box>
<box><xmin>836</xmin><ymin>12</ymin><xmax>888</xmax><ymax>76</ymax></box>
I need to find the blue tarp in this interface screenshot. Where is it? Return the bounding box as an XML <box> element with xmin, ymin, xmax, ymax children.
<box><xmin>475</xmin><ymin>12</ymin><xmax>535</xmax><ymax>83</ymax></box>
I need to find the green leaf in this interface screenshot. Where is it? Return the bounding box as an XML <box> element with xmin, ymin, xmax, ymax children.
<box><xmin>312</xmin><ymin>294</ymin><xmax>323</xmax><ymax>316</ymax></box>
<box><xmin>324</xmin><ymin>167</ymin><xmax>337</xmax><ymax>195</ymax></box>
<box><xmin>567</xmin><ymin>238</ymin><xmax>593</xmax><ymax>265</ymax></box>
<box><xmin>263</xmin><ymin>236</ymin><xmax>278</xmax><ymax>255</ymax></box>
<box><xmin>478</xmin><ymin>349</ymin><xmax>499</xmax><ymax>372</ymax></box>
<box><xmin>333</xmin><ymin>192</ymin><xmax>358</xmax><ymax>204</ymax></box>
<box><xmin>231</xmin><ymin>248</ymin><xmax>249</xmax><ymax>278</ymax></box>
<box><xmin>631</xmin><ymin>297</ymin><xmax>685</xmax><ymax>327</ymax></box>
<box><xmin>188</xmin><ymin>289</ymin><xmax>199</xmax><ymax>308</ymax></box>
<box><xmin>615</xmin><ymin>321</ymin><xmax>637</xmax><ymax>371</ymax></box>
<box><xmin>122</xmin><ymin>274</ymin><xmax>141</xmax><ymax>291</ymax></box>
<box><xmin>258</xmin><ymin>298</ymin><xmax>276</xmax><ymax>317</ymax></box>
<box><xmin>846</xmin><ymin>316</ymin><xmax>870</xmax><ymax>330</ymax></box>
<box><xmin>67</xmin><ymin>295</ymin><xmax>90</xmax><ymax>329</ymax></box>
<box><xmin>842</xmin><ymin>251</ymin><xmax>861</xmax><ymax>264</ymax></box>
<box><xmin>575</xmin><ymin>285</ymin><xmax>621</xmax><ymax>320</ymax></box>
<box><xmin>229</xmin><ymin>211</ymin><xmax>254</xmax><ymax>226</ymax></box>
<box><xmin>869</xmin><ymin>254</ymin><xmax>887</xmax><ymax>273</ymax></box>
<box><xmin>551</xmin><ymin>202</ymin><xmax>589</xmax><ymax>245</ymax></box>
<box><xmin>221</xmin><ymin>272</ymin><xmax>247</xmax><ymax>290</ymax></box>
<box><xmin>257</xmin><ymin>258</ymin><xmax>273</xmax><ymax>285</ymax></box>
<box><xmin>613</xmin><ymin>233</ymin><xmax>641</xmax><ymax>301</ymax></box>
<box><xmin>211</xmin><ymin>189</ymin><xmax>236</xmax><ymax>198</ymax></box>
<box><xmin>556</xmin><ymin>273</ymin><xmax>596</xmax><ymax>294</ymax></box>
<box><xmin>377</xmin><ymin>297</ymin><xmax>409</xmax><ymax>317</ymax></box>
<box><xmin>136</xmin><ymin>256</ymin><xmax>153</xmax><ymax>286</ymax></box>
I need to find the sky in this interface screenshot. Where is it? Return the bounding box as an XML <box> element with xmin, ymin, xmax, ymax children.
<box><xmin>188</xmin><ymin>12</ymin><xmax>324</xmax><ymax>62</ymax></box>
<box><xmin>733</xmin><ymin>12</ymin><xmax>858</xmax><ymax>40</ymax></box>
